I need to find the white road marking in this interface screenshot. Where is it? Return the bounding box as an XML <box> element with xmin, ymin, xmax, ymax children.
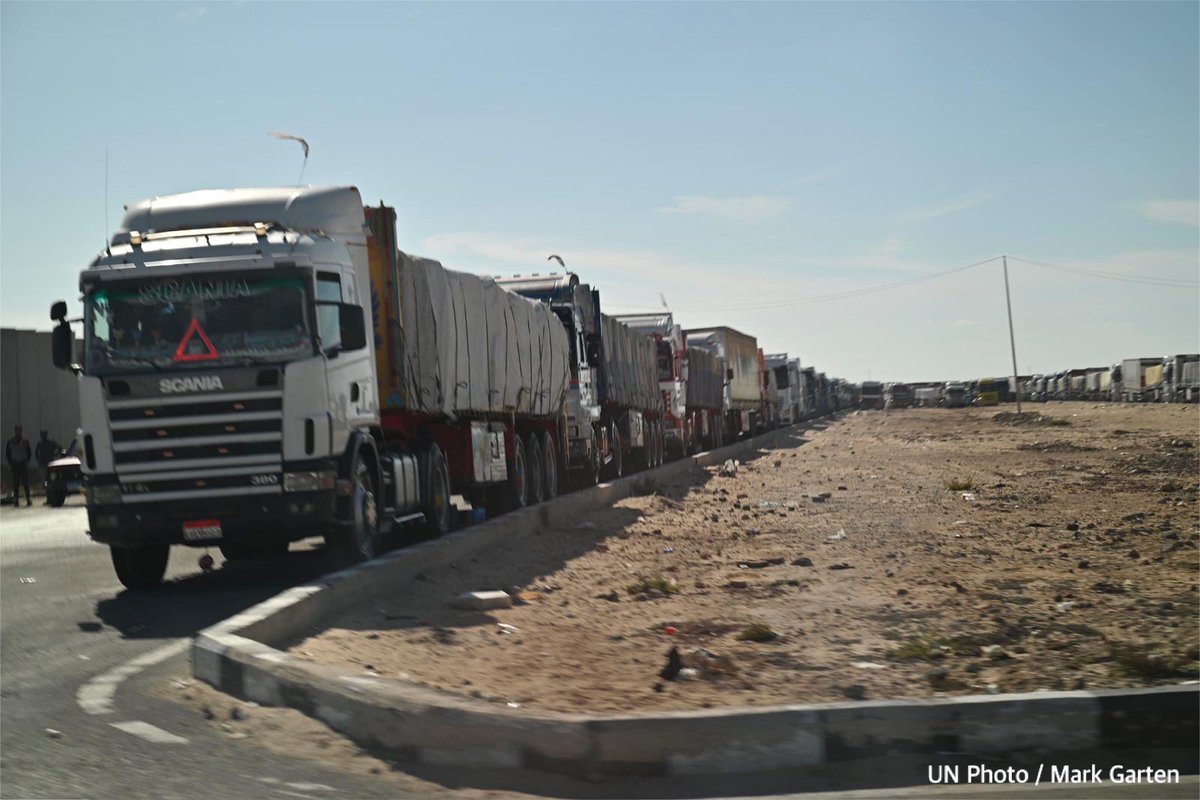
<box><xmin>109</xmin><ymin>720</ymin><xmax>189</xmax><ymax>744</ymax></box>
<box><xmin>77</xmin><ymin>639</ymin><xmax>190</xmax><ymax>715</ymax></box>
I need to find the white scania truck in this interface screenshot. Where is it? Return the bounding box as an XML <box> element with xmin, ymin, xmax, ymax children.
<box><xmin>52</xmin><ymin>186</ymin><xmax>569</xmax><ymax>589</ymax></box>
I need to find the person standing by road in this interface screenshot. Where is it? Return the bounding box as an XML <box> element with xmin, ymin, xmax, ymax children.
<box><xmin>34</xmin><ymin>431</ymin><xmax>59</xmax><ymax>505</ymax></box>
<box><xmin>6</xmin><ymin>425</ymin><xmax>32</xmax><ymax>507</ymax></box>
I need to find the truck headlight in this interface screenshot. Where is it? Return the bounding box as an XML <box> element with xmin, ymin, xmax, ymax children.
<box><xmin>87</xmin><ymin>484</ymin><xmax>122</xmax><ymax>505</ymax></box>
<box><xmin>284</xmin><ymin>470</ymin><xmax>336</xmax><ymax>492</ymax></box>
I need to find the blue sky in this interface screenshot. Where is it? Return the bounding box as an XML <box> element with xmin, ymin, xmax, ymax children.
<box><xmin>2</xmin><ymin>1</ymin><xmax>1197</xmax><ymax>381</ymax></box>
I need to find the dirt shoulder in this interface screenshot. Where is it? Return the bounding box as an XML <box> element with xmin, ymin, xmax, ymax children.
<box><xmin>292</xmin><ymin>403</ymin><xmax>1199</xmax><ymax>714</ymax></box>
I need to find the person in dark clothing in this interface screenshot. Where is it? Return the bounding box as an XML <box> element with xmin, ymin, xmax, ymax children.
<box><xmin>35</xmin><ymin>431</ymin><xmax>59</xmax><ymax>504</ymax></box>
<box><xmin>6</xmin><ymin>425</ymin><xmax>32</xmax><ymax>507</ymax></box>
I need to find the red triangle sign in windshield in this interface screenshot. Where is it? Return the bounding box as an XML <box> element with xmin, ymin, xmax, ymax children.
<box><xmin>174</xmin><ymin>318</ymin><xmax>220</xmax><ymax>362</ymax></box>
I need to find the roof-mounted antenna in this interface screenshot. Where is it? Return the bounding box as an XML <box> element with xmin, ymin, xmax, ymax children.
<box><xmin>103</xmin><ymin>147</ymin><xmax>111</xmax><ymax>255</ymax></box>
<box><xmin>269</xmin><ymin>131</ymin><xmax>310</xmax><ymax>185</ymax></box>
<box><xmin>548</xmin><ymin>254</ymin><xmax>566</xmax><ymax>273</ymax></box>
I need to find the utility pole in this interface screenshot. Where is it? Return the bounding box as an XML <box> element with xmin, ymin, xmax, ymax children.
<box><xmin>1002</xmin><ymin>255</ymin><xmax>1022</xmax><ymax>414</ymax></box>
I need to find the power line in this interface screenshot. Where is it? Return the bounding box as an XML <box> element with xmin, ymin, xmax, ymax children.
<box><xmin>1008</xmin><ymin>255</ymin><xmax>1199</xmax><ymax>288</ymax></box>
<box><xmin>676</xmin><ymin>256</ymin><xmax>1004</xmax><ymax>311</ymax></box>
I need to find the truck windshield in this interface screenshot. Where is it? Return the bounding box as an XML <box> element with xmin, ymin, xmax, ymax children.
<box><xmin>84</xmin><ymin>275</ymin><xmax>312</xmax><ymax>374</ymax></box>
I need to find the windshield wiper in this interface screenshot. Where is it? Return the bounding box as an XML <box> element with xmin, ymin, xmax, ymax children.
<box><xmin>106</xmin><ymin>355</ymin><xmax>171</xmax><ymax>372</ymax></box>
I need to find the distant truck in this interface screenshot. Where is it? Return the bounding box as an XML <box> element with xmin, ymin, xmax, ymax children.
<box><xmin>859</xmin><ymin>381</ymin><xmax>884</xmax><ymax>410</ymax></box>
<box><xmin>758</xmin><ymin>348</ymin><xmax>779</xmax><ymax>431</ymax></box>
<box><xmin>1162</xmin><ymin>355</ymin><xmax>1199</xmax><ymax>403</ymax></box>
<box><xmin>886</xmin><ymin>382</ymin><xmax>914</xmax><ymax>409</ymax></box>
<box><xmin>914</xmin><ymin>386</ymin><xmax>942</xmax><ymax>407</ymax></box>
<box><xmin>764</xmin><ymin>354</ymin><xmax>803</xmax><ymax>424</ymax></box>
<box><xmin>496</xmin><ymin>274</ymin><xmax>663</xmax><ymax>482</ymax></box>
<box><xmin>614</xmin><ymin>312</ymin><xmax>725</xmax><ymax>456</ymax></box>
<box><xmin>942</xmin><ymin>382</ymin><xmax>967</xmax><ymax>408</ymax></box>
<box><xmin>686</xmin><ymin>326</ymin><xmax>761</xmax><ymax>440</ymax></box>
<box><xmin>1121</xmin><ymin>357</ymin><xmax>1165</xmax><ymax>402</ymax></box>
<box><xmin>53</xmin><ymin>186</ymin><xmax>572</xmax><ymax>589</ymax></box>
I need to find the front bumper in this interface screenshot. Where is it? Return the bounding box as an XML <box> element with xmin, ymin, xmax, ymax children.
<box><xmin>87</xmin><ymin>490</ymin><xmax>336</xmax><ymax>547</ymax></box>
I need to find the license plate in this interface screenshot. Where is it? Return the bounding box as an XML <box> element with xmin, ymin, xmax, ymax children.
<box><xmin>182</xmin><ymin>519</ymin><xmax>222</xmax><ymax>542</ymax></box>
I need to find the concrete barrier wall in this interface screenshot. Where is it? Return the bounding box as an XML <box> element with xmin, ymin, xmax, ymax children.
<box><xmin>0</xmin><ymin>328</ymin><xmax>81</xmax><ymax>485</ymax></box>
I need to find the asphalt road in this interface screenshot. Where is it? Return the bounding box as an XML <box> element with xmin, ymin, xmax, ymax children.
<box><xmin>1</xmin><ymin>498</ymin><xmax>1195</xmax><ymax>800</ymax></box>
<box><xmin>0</xmin><ymin>498</ymin><xmax>414</xmax><ymax>800</ymax></box>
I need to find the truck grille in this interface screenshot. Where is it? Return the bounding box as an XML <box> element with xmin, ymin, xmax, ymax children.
<box><xmin>109</xmin><ymin>390</ymin><xmax>284</xmax><ymax>503</ymax></box>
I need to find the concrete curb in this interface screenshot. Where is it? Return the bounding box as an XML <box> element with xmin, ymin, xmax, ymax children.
<box><xmin>192</xmin><ymin>421</ymin><xmax>1200</xmax><ymax>780</ymax></box>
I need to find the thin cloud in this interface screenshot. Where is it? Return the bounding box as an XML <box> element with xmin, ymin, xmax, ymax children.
<box><xmin>1139</xmin><ymin>200</ymin><xmax>1200</xmax><ymax>227</ymax></box>
<box><xmin>176</xmin><ymin>5</ymin><xmax>206</xmax><ymax>23</ymax></box>
<box><xmin>656</xmin><ymin>194</ymin><xmax>788</xmax><ymax>222</ymax></box>
<box><xmin>898</xmin><ymin>191</ymin><xmax>991</xmax><ymax>224</ymax></box>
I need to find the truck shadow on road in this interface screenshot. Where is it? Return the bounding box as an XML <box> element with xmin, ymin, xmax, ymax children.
<box><xmin>90</xmin><ymin>544</ymin><xmax>338</xmax><ymax>640</ymax></box>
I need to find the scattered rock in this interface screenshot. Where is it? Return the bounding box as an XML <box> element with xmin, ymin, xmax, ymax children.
<box><xmin>791</xmin><ymin>556</ymin><xmax>814</xmax><ymax>567</ymax></box>
<box><xmin>45</xmin><ymin>728</ymin><xmax>63</xmax><ymax>740</ymax></box>
<box><xmin>981</xmin><ymin>645</ymin><xmax>1010</xmax><ymax>660</ymax></box>
<box><xmin>660</xmin><ymin>647</ymin><xmax>683</xmax><ymax>681</ymax></box>
<box><xmin>453</xmin><ymin>591</ymin><xmax>513</xmax><ymax>611</ymax></box>
<box><xmin>828</xmin><ymin>563</ymin><xmax>853</xmax><ymax>570</ymax></box>
<box><xmin>840</xmin><ymin>684</ymin><xmax>866</xmax><ymax>700</ymax></box>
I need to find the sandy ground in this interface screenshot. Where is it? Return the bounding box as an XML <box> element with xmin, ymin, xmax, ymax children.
<box><xmin>288</xmin><ymin>403</ymin><xmax>1199</xmax><ymax>715</ymax></box>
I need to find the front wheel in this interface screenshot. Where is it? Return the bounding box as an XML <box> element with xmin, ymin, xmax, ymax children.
<box><xmin>111</xmin><ymin>545</ymin><xmax>168</xmax><ymax>590</ymax></box>
<box><xmin>327</xmin><ymin>453</ymin><xmax>379</xmax><ymax>565</ymax></box>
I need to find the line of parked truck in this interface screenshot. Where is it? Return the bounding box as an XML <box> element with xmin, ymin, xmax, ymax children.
<box><xmin>50</xmin><ymin>185</ymin><xmax>845</xmax><ymax>589</ymax></box>
<box><xmin>1026</xmin><ymin>357</ymin><xmax>1199</xmax><ymax>404</ymax></box>
<box><xmin>857</xmin><ymin>355</ymin><xmax>1199</xmax><ymax>413</ymax></box>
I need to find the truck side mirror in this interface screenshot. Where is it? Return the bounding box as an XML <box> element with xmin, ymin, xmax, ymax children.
<box><xmin>338</xmin><ymin>303</ymin><xmax>367</xmax><ymax>352</ymax></box>
<box><xmin>727</xmin><ymin>368</ymin><xmax>734</xmax><ymax>380</ymax></box>
<box><xmin>52</xmin><ymin>321</ymin><xmax>74</xmax><ymax>370</ymax></box>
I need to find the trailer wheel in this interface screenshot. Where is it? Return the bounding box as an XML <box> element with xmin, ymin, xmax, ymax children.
<box><xmin>650</xmin><ymin>422</ymin><xmax>660</xmax><ymax>467</ymax></box>
<box><xmin>526</xmin><ymin>433</ymin><xmax>544</xmax><ymax>505</ymax></box>
<box><xmin>588</xmin><ymin>431</ymin><xmax>601</xmax><ymax>486</ymax></box>
<box><xmin>541</xmin><ymin>432</ymin><xmax>559</xmax><ymax>500</ymax></box>
<box><xmin>424</xmin><ymin>444</ymin><xmax>452</xmax><ymax>537</ymax></box>
<box><xmin>508</xmin><ymin>434</ymin><xmax>528</xmax><ymax>508</ymax></box>
<box><xmin>110</xmin><ymin>544</ymin><xmax>168</xmax><ymax>590</ymax></box>
<box><xmin>607</xmin><ymin>424</ymin><xmax>623</xmax><ymax>480</ymax></box>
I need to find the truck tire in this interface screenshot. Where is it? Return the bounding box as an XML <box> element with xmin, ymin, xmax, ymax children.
<box><xmin>526</xmin><ymin>433</ymin><xmax>543</xmax><ymax>505</ymax></box>
<box><xmin>541</xmin><ymin>432</ymin><xmax>559</xmax><ymax>500</ymax></box>
<box><xmin>424</xmin><ymin>444</ymin><xmax>452</xmax><ymax>537</ymax></box>
<box><xmin>46</xmin><ymin>477</ymin><xmax>66</xmax><ymax>507</ymax></box>
<box><xmin>607</xmin><ymin>424</ymin><xmax>623</xmax><ymax>480</ymax></box>
<box><xmin>110</xmin><ymin>544</ymin><xmax>168</xmax><ymax>590</ymax></box>
<box><xmin>508</xmin><ymin>434</ymin><xmax>528</xmax><ymax>509</ymax></box>
<box><xmin>327</xmin><ymin>453</ymin><xmax>380</xmax><ymax>565</ymax></box>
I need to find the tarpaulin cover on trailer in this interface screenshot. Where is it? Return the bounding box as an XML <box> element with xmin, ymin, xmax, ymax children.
<box><xmin>385</xmin><ymin>251</ymin><xmax>569</xmax><ymax>417</ymax></box>
<box><xmin>685</xmin><ymin>346</ymin><xmax>723</xmax><ymax>409</ymax></box>
<box><xmin>600</xmin><ymin>314</ymin><xmax>659</xmax><ymax>411</ymax></box>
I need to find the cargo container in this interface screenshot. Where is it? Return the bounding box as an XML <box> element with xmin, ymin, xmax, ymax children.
<box><xmin>685</xmin><ymin>345</ymin><xmax>727</xmax><ymax>449</ymax></box>
<box><xmin>685</xmin><ymin>326</ymin><xmax>761</xmax><ymax>439</ymax></box>
<box><xmin>1121</xmin><ymin>357</ymin><xmax>1165</xmax><ymax>402</ymax></box>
